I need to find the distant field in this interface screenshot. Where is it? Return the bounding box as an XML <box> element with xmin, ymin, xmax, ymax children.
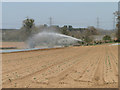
<box><xmin>2</xmin><ymin>42</ymin><xmax>26</xmax><ymax>49</ymax></box>
<box><xmin>2</xmin><ymin>43</ymin><xmax>118</xmax><ymax>88</ymax></box>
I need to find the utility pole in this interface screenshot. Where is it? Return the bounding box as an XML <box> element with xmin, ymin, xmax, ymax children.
<box><xmin>97</xmin><ymin>17</ymin><xmax>99</xmax><ymax>28</ymax></box>
<box><xmin>49</xmin><ymin>17</ymin><xmax>52</xmax><ymax>26</ymax></box>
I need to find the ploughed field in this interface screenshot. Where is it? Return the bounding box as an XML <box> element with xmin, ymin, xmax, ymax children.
<box><xmin>2</xmin><ymin>44</ymin><xmax>118</xmax><ymax>88</ymax></box>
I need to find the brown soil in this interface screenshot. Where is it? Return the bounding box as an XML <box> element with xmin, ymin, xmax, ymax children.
<box><xmin>2</xmin><ymin>42</ymin><xmax>26</xmax><ymax>49</ymax></box>
<box><xmin>2</xmin><ymin>44</ymin><xmax>118</xmax><ymax>88</ymax></box>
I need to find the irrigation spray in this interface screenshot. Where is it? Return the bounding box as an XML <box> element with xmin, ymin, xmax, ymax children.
<box><xmin>27</xmin><ymin>30</ymin><xmax>82</xmax><ymax>48</ymax></box>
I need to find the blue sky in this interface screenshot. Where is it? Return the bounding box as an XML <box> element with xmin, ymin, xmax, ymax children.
<box><xmin>2</xmin><ymin>2</ymin><xmax>117</xmax><ymax>30</ymax></box>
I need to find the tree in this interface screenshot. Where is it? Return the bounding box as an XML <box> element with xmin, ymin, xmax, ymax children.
<box><xmin>116</xmin><ymin>16</ymin><xmax>120</xmax><ymax>42</ymax></box>
<box><xmin>68</xmin><ymin>25</ymin><xmax>73</xmax><ymax>31</ymax></box>
<box><xmin>87</xmin><ymin>26</ymin><xmax>98</xmax><ymax>35</ymax></box>
<box><xmin>61</xmin><ymin>25</ymin><xmax>69</xmax><ymax>35</ymax></box>
<box><xmin>44</xmin><ymin>24</ymin><xmax>48</xmax><ymax>28</ymax></box>
<box><xmin>23</xmin><ymin>17</ymin><xmax>35</xmax><ymax>39</ymax></box>
<box><xmin>83</xmin><ymin>28</ymin><xmax>94</xmax><ymax>43</ymax></box>
<box><xmin>84</xmin><ymin>36</ymin><xmax>93</xmax><ymax>43</ymax></box>
<box><xmin>103</xmin><ymin>35</ymin><xmax>111</xmax><ymax>42</ymax></box>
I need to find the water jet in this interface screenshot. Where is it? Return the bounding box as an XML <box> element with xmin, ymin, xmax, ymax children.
<box><xmin>27</xmin><ymin>32</ymin><xmax>82</xmax><ymax>48</ymax></box>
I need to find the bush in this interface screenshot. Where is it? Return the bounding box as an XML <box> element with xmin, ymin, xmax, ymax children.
<box><xmin>103</xmin><ymin>35</ymin><xmax>111</xmax><ymax>42</ymax></box>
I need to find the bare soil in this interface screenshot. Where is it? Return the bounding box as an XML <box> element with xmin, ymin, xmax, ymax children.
<box><xmin>2</xmin><ymin>42</ymin><xmax>26</xmax><ymax>49</ymax></box>
<box><xmin>2</xmin><ymin>43</ymin><xmax>118</xmax><ymax>88</ymax></box>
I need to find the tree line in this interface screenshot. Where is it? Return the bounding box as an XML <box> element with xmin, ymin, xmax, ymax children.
<box><xmin>2</xmin><ymin>17</ymin><xmax>118</xmax><ymax>44</ymax></box>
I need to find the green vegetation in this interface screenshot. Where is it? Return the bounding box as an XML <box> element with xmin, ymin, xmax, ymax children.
<box><xmin>103</xmin><ymin>35</ymin><xmax>111</xmax><ymax>42</ymax></box>
<box><xmin>22</xmin><ymin>17</ymin><xmax>35</xmax><ymax>40</ymax></box>
<box><xmin>61</xmin><ymin>25</ymin><xmax>69</xmax><ymax>35</ymax></box>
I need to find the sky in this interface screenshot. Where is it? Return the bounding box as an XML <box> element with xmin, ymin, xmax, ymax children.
<box><xmin>2</xmin><ymin>2</ymin><xmax>118</xmax><ymax>30</ymax></box>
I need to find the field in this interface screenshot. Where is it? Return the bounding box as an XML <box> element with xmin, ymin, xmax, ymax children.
<box><xmin>1</xmin><ymin>42</ymin><xmax>26</xmax><ymax>49</ymax></box>
<box><xmin>2</xmin><ymin>43</ymin><xmax>118</xmax><ymax>88</ymax></box>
